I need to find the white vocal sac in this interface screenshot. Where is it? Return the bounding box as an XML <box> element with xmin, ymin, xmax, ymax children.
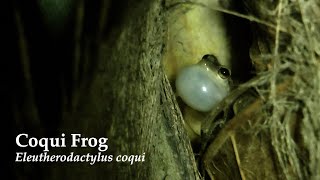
<box><xmin>175</xmin><ymin>55</ymin><xmax>231</xmax><ymax>112</ymax></box>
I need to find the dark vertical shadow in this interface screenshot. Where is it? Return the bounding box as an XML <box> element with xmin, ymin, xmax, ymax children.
<box><xmin>223</xmin><ymin>1</ymin><xmax>254</xmax><ymax>85</ymax></box>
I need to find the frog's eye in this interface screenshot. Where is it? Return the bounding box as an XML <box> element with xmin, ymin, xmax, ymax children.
<box><xmin>218</xmin><ymin>67</ymin><xmax>231</xmax><ymax>79</ymax></box>
<box><xmin>202</xmin><ymin>54</ymin><xmax>219</xmax><ymax>65</ymax></box>
<box><xmin>202</xmin><ymin>54</ymin><xmax>213</xmax><ymax>60</ymax></box>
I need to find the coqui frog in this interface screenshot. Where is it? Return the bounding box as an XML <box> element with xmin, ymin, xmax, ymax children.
<box><xmin>175</xmin><ymin>54</ymin><xmax>232</xmax><ymax>143</ymax></box>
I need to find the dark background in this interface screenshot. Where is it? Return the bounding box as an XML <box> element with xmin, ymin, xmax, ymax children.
<box><xmin>6</xmin><ymin>1</ymin><xmax>126</xmax><ymax>179</ymax></box>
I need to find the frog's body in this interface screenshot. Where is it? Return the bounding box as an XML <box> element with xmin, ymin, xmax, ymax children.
<box><xmin>175</xmin><ymin>55</ymin><xmax>232</xmax><ymax>142</ymax></box>
<box><xmin>163</xmin><ymin>1</ymin><xmax>234</xmax><ymax>143</ymax></box>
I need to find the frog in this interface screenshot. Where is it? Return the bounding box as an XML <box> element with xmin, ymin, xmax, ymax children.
<box><xmin>175</xmin><ymin>54</ymin><xmax>232</xmax><ymax>144</ymax></box>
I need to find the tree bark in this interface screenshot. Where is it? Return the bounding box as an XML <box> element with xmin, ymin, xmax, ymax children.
<box><xmin>11</xmin><ymin>0</ymin><xmax>200</xmax><ymax>179</ymax></box>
